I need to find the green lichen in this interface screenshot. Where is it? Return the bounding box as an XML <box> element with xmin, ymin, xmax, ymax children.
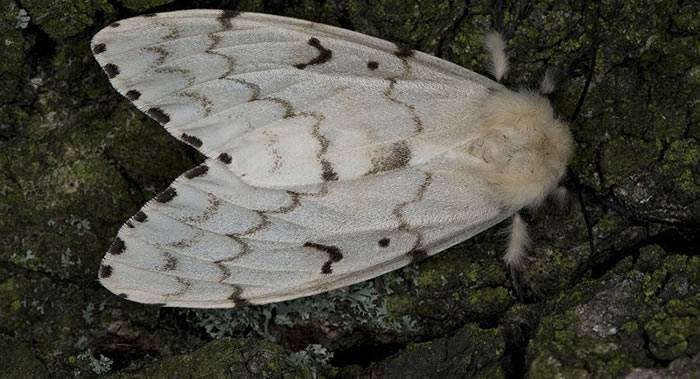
<box><xmin>644</xmin><ymin>294</ymin><xmax>700</xmax><ymax>361</ymax></box>
<box><xmin>529</xmin><ymin>252</ymin><xmax>700</xmax><ymax>377</ymax></box>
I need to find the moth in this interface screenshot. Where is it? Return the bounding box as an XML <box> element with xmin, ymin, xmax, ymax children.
<box><xmin>92</xmin><ymin>10</ymin><xmax>573</xmax><ymax>308</ymax></box>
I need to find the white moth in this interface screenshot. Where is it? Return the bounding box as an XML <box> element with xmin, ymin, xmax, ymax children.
<box><xmin>92</xmin><ymin>10</ymin><xmax>573</xmax><ymax>308</ymax></box>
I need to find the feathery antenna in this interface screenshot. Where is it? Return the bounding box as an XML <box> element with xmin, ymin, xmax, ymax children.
<box><xmin>484</xmin><ymin>31</ymin><xmax>509</xmax><ymax>82</ymax></box>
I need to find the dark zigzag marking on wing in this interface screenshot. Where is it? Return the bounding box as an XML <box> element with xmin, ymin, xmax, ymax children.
<box><xmin>180</xmin><ymin>193</ymin><xmax>221</xmax><ymax>224</ymax></box>
<box><xmin>392</xmin><ymin>171</ymin><xmax>433</xmax><ymax>262</ymax></box>
<box><xmin>228</xmin><ymin>284</ymin><xmax>250</xmax><ymax>306</ymax></box>
<box><xmin>171</xmin><ymin>30</ymin><xmax>238</xmax><ymax>119</ymax></box>
<box><xmin>207</xmin><ymin>32</ymin><xmax>236</xmax><ymax>79</ymax></box>
<box><xmin>157</xmin><ymin>21</ymin><xmax>181</xmax><ymax>40</ymax></box>
<box><xmin>384</xmin><ymin>79</ymin><xmax>423</xmax><ymax>134</ymax></box>
<box><xmin>179</xmin><ymin>90</ymin><xmax>214</xmax><ymax>117</ymax></box>
<box><xmin>144</xmin><ymin>46</ymin><xmax>170</xmax><ymax>65</ymax></box>
<box><xmin>384</xmin><ymin>49</ymin><xmax>423</xmax><ymax>134</ymax></box>
<box><xmin>154</xmin><ymin>66</ymin><xmax>196</xmax><ymax>86</ymax></box>
<box><xmin>164</xmin><ymin>277</ymin><xmax>192</xmax><ymax>299</ymax></box>
<box><xmin>304</xmin><ymin>242</ymin><xmax>343</xmax><ymax>274</ymax></box>
<box><xmin>223</xmin><ymin>78</ymin><xmax>261</xmax><ymax>101</ymax></box>
<box><xmin>295</xmin><ymin>37</ymin><xmax>332</xmax><ymax>69</ymax></box>
<box><xmin>214</xmin><ymin>191</ymin><xmax>302</xmax><ymax>275</ymax></box>
<box><xmin>303</xmin><ymin>112</ymin><xmax>338</xmax><ymax>182</ymax></box>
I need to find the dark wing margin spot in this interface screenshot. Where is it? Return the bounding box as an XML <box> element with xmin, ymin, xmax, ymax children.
<box><xmin>218</xmin><ymin>10</ymin><xmax>240</xmax><ymax>29</ymax></box>
<box><xmin>184</xmin><ymin>164</ymin><xmax>209</xmax><ymax>179</ymax></box>
<box><xmin>304</xmin><ymin>242</ymin><xmax>343</xmax><ymax>274</ymax></box>
<box><xmin>151</xmin><ymin>303</ymin><xmax>167</xmax><ymax>307</ymax></box>
<box><xmin>133</xmin><ymin>211</ymin><xmax>147</xmax><ymax>222</ymax></box>
<box><xmin>218</xmin><ymin>153</ymin><xmax>232</xmax><ymax>164</ymax></box>
<box><xmin>228</xmin><ymin>286</ymin><xmax>250</xmax><ymax>306</ymax></box>
<box><xmin>93</xmin><ymin>43</ymin><xmax>106</xmax><ymax>54</ymax></box>
<box><xmin>181</xmin><ymin>133</ymin><xmax>203</xmax><ymax>148</ymax></box>
<box><xmin>118</xmin><ymin>293</ymin><xmax>129</xmax><ymax>299</ymax></box>
<box><xmin>99</xmin><ymin>264</ymin><xmax>113</xmax><ymax>278</ymax></box>
<box><xmin>109</xmin><ymin>237</ymin><xmax>125</xmax><ymax>255</ymax></box>
<box><xmin>394</xmin><ymin>43</ymin><xmax>415</xmax><ymax>58</ymax></box>
<box><xmin>295</xmin><ymin>37</ymin><xmax>332</xmax><ymax>69</ymax></box>
<box><xmin>367</xmin><ymin>61</ymin><xmax>379</xmax><ymax>70</ymax></box>
<box><xmin>143</xmin><ymin>13</ymin><xmax>157</xmax><ymax>17</ymax></box>
<box><xmin>125</xmin><ymin>90</ymin><xmax>141</xmax><ymax>101</ymax></box>
<box><xmin>147</xmin><ymin>107</ymin><xmax>170</xmax><ymax>124</ymax></box>
<box><xmin>378</xmin><ymin>238</ymin><xmax>390</xmax><ymax>247</ymax></box>
<box><xmin>103</xmin><ymin>63</ymin><xmax>120</xmax><ymax>78</ymax></box>
<box><xmin>155</xmin><ymin>187</ymin><xmax>177</xmax><ymax>203</ymax></box>
<box><xmin>409</xmin><ymin>249</ymin><xmax>427</xmax><ymax>263</ymax></box>
<box><xmin>109</xmin><ymin>22</ymin><xmax>120</xmax><ymax>28</ymax></box>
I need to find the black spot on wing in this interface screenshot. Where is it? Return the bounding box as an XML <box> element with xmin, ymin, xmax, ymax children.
<box><xmin>133</xmin><ymin>211</ymin><xmax>147</xmax><ymax>222</ymax></box>
<box><xmin>304</xmin><ymin>242</ymin><xmax>343</xmax><ymax>274</ymax></box>
<box><xmin>99</xmin><ymin>264</ymin><xmax>113</xmax><ymax>278</ymax></box>
<box><xmin>125</xmin><ymin>90</ymin><xmax>141</xmax><ymax>101</ymax></box>
<box><xmin>367</xmin><ymin>61</ymin><xmax>379</xmax><ymax>70</ymax></box>
<box><xmin>378</xmin><ymin>238</ymin><xmax>390</xmax><ymax>247</ymax></box>
<box><xmin>218</xmin><ymin>153</ymin><xmax>232</xmax><ymax>164</ymax></box>
<box><xmin>118</xmin><ymin>293</ymin><xmax>129</xmax><ymax>299</ymax></box>
<box><xmin>109</xmin><ymin>22</ymin><xmax>120</xmax><ymax>28</ymax></box>
<box><xmin>103</xmin><ymin>63</ymin><xmax>119</xmax><ymax>78</ymax></box>
<box><xmin>155</xmin><ymin>187</ymin><xmax>177</xmax><ymax>203</ymax></box>
<box><xmin>295</xmin><ymin>37</ymin><xmax>332</xmax><ymax>69</ymax></box>
<box><xmin>93</xmin><ymin>43</ymin><xmax>106</xmax><ymax>55</ymax></box>
<box><xmin>143</xmin><ymin>13</ymin><xmax>157</xmax><ymax>17</ymax></box>
<box><xmin>184</xmin><ymin>164</ymin><xmax>209</xmax><ymax>179</ymax></box>
<box><xmin>109</xmin><ymin>237</ymin><xmax>125</xmax><ymax>255</ymax></box>
<box><xmin>125</xmin><ymin>221</ymin><xmax>134</xmax><ymax>228</ymax></box>
<box><xmin>218</xmin><ymin>10</ymin><xmax>240</xmax><ymax>29</ymax></box>
<box><xmin>181</xmin><ymin>133</ymin><xmax>203</xmax><ymax>148</ymax></box>
<box><xmin>147</xmin><ymin>107</ymin><xmax>170</xmax><ymax>124</ymax></box>
<box><xmin>151</xmin><ymin>303</ymin><xmax>167</xmax><ymax>307</ymax></box>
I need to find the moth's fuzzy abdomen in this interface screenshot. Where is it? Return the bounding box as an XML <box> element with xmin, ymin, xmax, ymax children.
<box><xmin>468</xmin><ymin>89</ymin><xmax>574</xmax><ymax>210</ymax></box>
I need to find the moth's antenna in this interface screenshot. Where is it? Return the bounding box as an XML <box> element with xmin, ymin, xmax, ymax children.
<box><xmin>484</xmin><ymin>31</ymin><xmax>509</xmax><ymax>82</ymax></box>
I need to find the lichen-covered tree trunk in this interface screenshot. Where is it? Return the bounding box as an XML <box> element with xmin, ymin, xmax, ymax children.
<box><xmin>1</xmin><ymin>0</ymin><xmax>698</xmax><ymax>377</ymax></box>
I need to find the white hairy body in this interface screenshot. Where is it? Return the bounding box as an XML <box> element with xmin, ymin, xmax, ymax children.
<box><xmin>92</xmin><ymin>10</ymin><xmax>573</xmax><ymax>308</ymax></box>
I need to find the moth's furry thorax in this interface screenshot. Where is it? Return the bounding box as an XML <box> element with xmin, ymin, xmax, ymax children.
<box><xmin>468</xmin><ymin>89</ymin><xmax>574</xmax><ymax>210</ymax></box>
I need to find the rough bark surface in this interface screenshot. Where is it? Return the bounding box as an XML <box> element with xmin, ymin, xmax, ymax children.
<box><xmin>1</xmin><ymin>0</ymin><xmax>698</xmax><ymax>377</ymax></box>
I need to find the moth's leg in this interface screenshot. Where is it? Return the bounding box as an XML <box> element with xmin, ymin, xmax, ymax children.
<box><xmin>504</xmin><ymin>212</ymin><xmax>529</xmax><ymax>267</ymax></box>
<box><xmin>484</xmin><ymin>31</ymin><xmax>509</xmax><ymax>82</ymax></box>
<box><xmin>539</xmin><ymin>67</ymin><xmax>559</xmax><ymax>95</ymax></box>
<box><xmin>504</xmin><ymin>212</ymin><xmax>530</xmax><ymax>300</ymax></box>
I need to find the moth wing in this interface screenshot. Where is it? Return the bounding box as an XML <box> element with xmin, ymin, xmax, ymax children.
<box><xmin>91</xmin><ymin>10</ymin><xmax>501</xmax><ymax>188</ymax></box>
<box><xmin>98</xmin><ymin>158</ymin><xmax>509</xmax><ymax>308</ymax></box>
